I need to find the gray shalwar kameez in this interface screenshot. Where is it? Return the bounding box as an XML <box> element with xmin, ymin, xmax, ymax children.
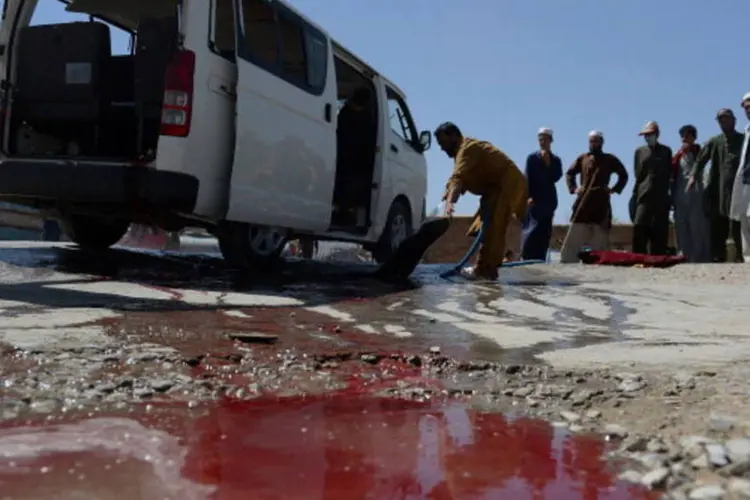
<box><xmin>674</xmin><ymin>147</ymin><xmax>710</xmax><ymax>262</ymax></box>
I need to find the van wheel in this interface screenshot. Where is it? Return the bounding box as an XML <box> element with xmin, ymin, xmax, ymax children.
<box><xmin>218</xmin><ymin>222</ymin><xmax>288</xmax><ymax>270</ymax></box>
<box><xmin>60</xmin><ymin>215</ymin><xmax>130</xmax><ymax>251</ymax></box>
<box><xmin>372</xmin><ymin>200</ymin><xmax>412</xmax><ymax>264</ymax></box>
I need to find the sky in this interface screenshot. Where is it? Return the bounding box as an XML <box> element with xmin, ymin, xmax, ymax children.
<box><xmin>34</xmin><ymin>0</ymin><xmax>750</xmax><ymax>223</ymax></box>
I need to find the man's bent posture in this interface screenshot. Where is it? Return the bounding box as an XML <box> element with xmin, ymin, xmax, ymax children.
<box><xmin>435</xmin><ymin>122</ymin><xmax>528</xmax><ymax>280</ymax></box>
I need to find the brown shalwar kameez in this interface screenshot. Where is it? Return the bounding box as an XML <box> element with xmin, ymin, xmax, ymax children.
<box><xmin>560</xmin><ymin>152</ymin><xmax>629</xmax><ymax>262</ymax></box>
<box><xmin>444</xmin><ymin>138</ymin><xmax>528</xmax><ymax>277</ymax></box>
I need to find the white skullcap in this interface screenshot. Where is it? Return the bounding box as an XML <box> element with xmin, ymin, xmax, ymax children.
<box><xmin>588</xmin><ymin>130</ymin><xmax>603</xmax><ymax>139</ymax></box>
<box><xmin>538</xmin><ymin>127</ymin><xmax>553</xmax><ymax>137</ymax></box>
<box><xmin>742</xmin><ymin>92</ymin><xmax>750</xmax><ymax>104</ymax></box>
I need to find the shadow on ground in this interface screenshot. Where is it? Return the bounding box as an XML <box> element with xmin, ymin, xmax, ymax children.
<box><xmin>0</xmin><ymin>245</ymin><xmax>416</xmax><ymax>313</ymax></box>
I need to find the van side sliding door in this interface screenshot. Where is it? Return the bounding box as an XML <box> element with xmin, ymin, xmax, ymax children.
<box><xmin>226</xmin><ymin>0</ymin><xmax>336</xmax><ymax>232</ymax></box>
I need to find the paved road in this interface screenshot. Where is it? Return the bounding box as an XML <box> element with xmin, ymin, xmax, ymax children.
<box><xmin>0</xmin><ymin>240</ymin><xmax>744</xmax><ymax>369</ymax></box>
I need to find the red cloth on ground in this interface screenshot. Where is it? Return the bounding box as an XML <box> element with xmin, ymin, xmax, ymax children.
<box><xmin>577</xmin><ymin>250</ymin><xmax>686</xmax><ymax>268</ymax></box>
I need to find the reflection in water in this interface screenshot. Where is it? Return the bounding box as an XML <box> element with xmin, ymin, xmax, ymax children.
<box><xmin>0</xmin><ymin>395</ymin><xmax>655</xmax><ymax>499</ymax></box>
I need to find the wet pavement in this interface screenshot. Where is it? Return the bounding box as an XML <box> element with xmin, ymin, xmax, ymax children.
<box><xmin>0</xmin><ymin>239</ymin><xmax>746</xmax><ymax>498</ymax></box>
<box><xmin>0</xmin><ymin>242</ymin><xmax>609</xmax><ymax>365</ymax></box>
<box><xmin>0</xmin><ymin>240</ymin><xmax>745</xmax><ymax>368</ymax></box>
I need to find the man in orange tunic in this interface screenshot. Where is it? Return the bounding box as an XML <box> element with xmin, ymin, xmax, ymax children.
<box><xmin>436</xmin><ymin>122</ymin><xmax>528</xmax><ymax>280</ymax></box>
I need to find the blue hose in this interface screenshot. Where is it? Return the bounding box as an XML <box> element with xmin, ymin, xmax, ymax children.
<box><xmin>439</xmin><ymin>220</ymin><xmax>546</xmax><ymax>279</ymax></box>
<box><xmin>439</xmin><ymin>224</ymin><xmax>484</xmax><ymax>278</ymax></box>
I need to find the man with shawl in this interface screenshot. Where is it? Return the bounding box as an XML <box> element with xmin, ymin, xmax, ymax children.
<box><xmin>729</xmin><ymin>93</ymin><xmax>750</xmax><ymax>262</ymax></box>
<box><xmin>672</xmin><ymin>124</ymin><xmax>710</xmax><ymax>262</ymax></box>
<box><xmin>689</xmin><ymin>108</ymin><xmax>744</xmax><ymax>261</ymax></box>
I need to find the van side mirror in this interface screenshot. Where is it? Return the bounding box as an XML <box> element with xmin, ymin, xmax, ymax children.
<box><xmin>418</xmin><ymin>130</ymin><xmax>431</xmax><ymax>152</ymax></box>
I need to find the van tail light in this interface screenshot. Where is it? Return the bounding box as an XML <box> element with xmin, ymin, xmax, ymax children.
<box><xmin>160</xmin><ymin>49</ymin><xmax>196</xmax><ymax>137</ymax></box>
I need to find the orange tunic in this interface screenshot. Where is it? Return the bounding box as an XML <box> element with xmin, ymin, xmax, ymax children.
<box><xmin>446</xmin><ymin>138</ymin><xmax>528</xmax><ymax>276</ymax></box>
<box><xmin>446</xmin><ymin>138</ymin><xmax>520</xmax><ymax>196</ymax></box>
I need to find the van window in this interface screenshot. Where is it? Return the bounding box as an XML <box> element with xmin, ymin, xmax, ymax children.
<box><xmin>278</xmin><ymin>12</ymin><xmax>305</xmax><ymax>83</ymax></box>
<box><xmin>305</xmin><ymin>33</ymin><xmax>327</xmax><ymax>90</ymax></box>
<box><xmin>237</xmin><ymin>0</ymin><xmax>327</xmax><ymax>95</ymax></box>
<box><xmin>30</xmin><ymin>1</ymin><xmax>132</xmax><ymax>56</ymax></box>
<box><xmin>210</xmin><ymin>0</ymin><xmax>235</xmax><ymax>62</ymax></box>
<box><xmin>386</xmin><ymin>87</ymin><xmax>419</xmax><ymax>150</ymax></box>
<box><xmin>240</xmin><ymin>0</ymin><xmax>278</xmax><ymax>67</ymax></box>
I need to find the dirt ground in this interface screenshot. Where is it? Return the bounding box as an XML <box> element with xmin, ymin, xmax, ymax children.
<box><xmin>1</xmin><ymin>245</ymin><xmax>750</xmax><ymax>497</ymax></box>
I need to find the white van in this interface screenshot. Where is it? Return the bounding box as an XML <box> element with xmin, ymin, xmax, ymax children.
<box><xmin>0</xmin><ymin>0</ymin><xmax>431</xmax><ymax>267</ymax></box>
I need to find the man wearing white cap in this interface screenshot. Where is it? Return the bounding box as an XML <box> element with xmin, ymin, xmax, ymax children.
<box><xmin>631</xmin><ymin>121</ymin><xmax>673</xmax><ymax>255</ymax></box>
<box><xmin>729</xmin><ymin>93</ymin><xmax>750</xmax><ymax>262</ymax></box>
<box><xmin>560</xmin><ymin>130</ymin><xmax>629</xmax><ymax>263</ymax></box>
<box><xmin>520</xmin><ymin>127</ymin><xmax>563</xmax><ymax>261</ymax></box>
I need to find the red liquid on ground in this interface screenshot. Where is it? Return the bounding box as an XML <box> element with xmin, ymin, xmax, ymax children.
<box><xmin>0</xmin><ymin>395</ymin><xmax>655</xmax><ymax>499</ymax></box>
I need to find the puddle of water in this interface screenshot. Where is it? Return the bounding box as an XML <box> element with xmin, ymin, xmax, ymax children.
<box><xmin>0</xmin><ymin>244</ymin><xmax>637</xmax><ymax>367</ymax></box>
<box><xmin>0</xmin><ymin>395</ymin><xmax>655</xmax><ymax>500</ymax></box>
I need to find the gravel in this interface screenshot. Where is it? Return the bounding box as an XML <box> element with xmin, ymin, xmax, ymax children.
<box><xmin>3</xmin><ymin>340</ymin><xmax>750</xmax><ymax>497</ymax></box>
<box><xmin>5</xmin><ymin>259</ymin><xmax>750</xmax><ymax>497</ymax></box>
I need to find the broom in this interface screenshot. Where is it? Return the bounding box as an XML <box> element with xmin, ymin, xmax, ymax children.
<box><xmin>558</xmin><ymin>169</ymin><xmax>608</xmax><ymax>262</ymax></box>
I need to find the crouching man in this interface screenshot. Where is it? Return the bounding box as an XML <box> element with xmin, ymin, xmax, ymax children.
<box><xmin>435</xmin><ymin>122</ymin><xmax>528</xmax><ymax>280</ymax></box>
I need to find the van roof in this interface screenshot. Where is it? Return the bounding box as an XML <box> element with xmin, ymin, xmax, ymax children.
<box><xmin>277</xmin><ymin>0</ymin><xmax>326</xmax><ymax>37</ymax></box>
<box><xmin>380</xmin><ymin>76</ymin><xmax>407</xmax><ymax>99</ymax></box>
<box><xmin>66</xmin><ymin>0</ymin><xmax>409</xmax><ymax>98</ymax></box>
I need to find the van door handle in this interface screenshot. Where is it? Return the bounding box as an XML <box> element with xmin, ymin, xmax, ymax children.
<box><xmin>324</xmin><ymin>103</ymin><xmax>332</xmax><ymax>122</ymax></box>
<box><xmin>218</xmin><ymin>84</ymin><xmax>236</xmax><ymax>98</ymax></box>
<box><xmin>390</xmin><ymin>144</ymin><xmax>398</xmax><ymax>153</ymax></box>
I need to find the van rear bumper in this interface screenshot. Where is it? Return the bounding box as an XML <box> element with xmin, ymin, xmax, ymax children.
<box><xmin>0</xmin><ymin>160</ymin><xmax>199</xmax><ymax>213</ymax></box>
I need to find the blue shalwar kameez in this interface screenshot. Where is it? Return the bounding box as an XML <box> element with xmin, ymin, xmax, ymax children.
<box><xmin>521</xmin><ymin>151</ymin><xmax>563</xmax><ymax>260</ymax></box>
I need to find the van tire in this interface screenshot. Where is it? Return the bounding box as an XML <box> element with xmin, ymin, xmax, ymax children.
<box><xmin>218</xmin><ymin>222</ymin><xmax>288</xmax><ymax>270</ymax></box>
<box><xmin>372</xmin><ymin>199</ymin><xmax>412</xmax><ymax>264</ymax></box>
<box><xmin>60</xmin><ymin>215</ymin><xmax>130</xmax><ymax>251</ymax></box>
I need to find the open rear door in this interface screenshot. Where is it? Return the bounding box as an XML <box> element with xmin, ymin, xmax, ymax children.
<box><xmin>226</xmin><ymin>0</ymin><xmax>337</xmax><ymax>232</ymax></box>
<box><xmin>0</xmin><ymin>0</ymin><xmax>26</xmax><ymax>153</ymax></box>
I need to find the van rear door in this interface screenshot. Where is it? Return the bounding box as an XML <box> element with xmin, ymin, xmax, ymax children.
<box><xmin>226</xmin><ymin>0</ymin><xmax>336</xmax><ymax>232</ymax></box>
<box><xmin>0</xmin><ymin>0</ymin><xmax>24</xmax><ymax>62</ymax></box>
<box><xmin>0</xmin><ymin>0</ymin><xmax>30</xmax><ymax>152</ymax></box>
<box><xmin>154</xmin><ymin>0</ymin><xmax>239</xmax><ymax>221</ymax></box>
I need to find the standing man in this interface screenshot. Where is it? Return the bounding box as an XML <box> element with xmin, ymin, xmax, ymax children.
<box><xmin>560</xmin><ymin>131</ymin><xmax>628</xmax><ymax>263</ymax></box>
<box><xmin>436</xmin><ymin>122</ymin><xmax>528</xmax><ymax>280</ymax></box>
<box><xmin>521</xmin><ymin>127</ymin><xmax>563</xmax><ymax>261</ymax></box>
<box><xmin>673</xmin><ymin>125</ymin><xmax>710</xmax><ymax>262</ymax></box>
<box><xmin>631</xmin><ymin>121</ymin><xmax>673</xmax><ymax>255</ymax></box>
<box><xmin>729</xmin><ymin>93</ymin><xmax>750</xmax><ymax>262</ymax></box>
<box><xmin>689</xmin><ymin>108</ymin><xmax>744</xmax><ymax>262</ymax></box>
